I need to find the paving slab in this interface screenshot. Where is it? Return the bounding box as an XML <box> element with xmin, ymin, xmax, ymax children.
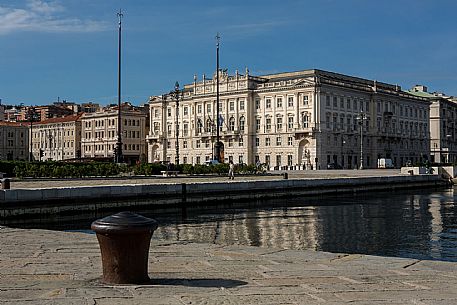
<box><xmin>1</xmin><ymin>226</ymin><xmax>457</xmax><ymax>304</ymax></box>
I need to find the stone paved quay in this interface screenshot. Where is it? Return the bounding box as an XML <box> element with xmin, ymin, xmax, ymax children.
<box><xmin>10</xmin><ymin>169</ymin><xmax>401</xmax><ymax>189</ymax></box>
<box><xmin>1</xmin><ymin>226</ymin><xmax>457</xmax><ymax>305</ymax></box>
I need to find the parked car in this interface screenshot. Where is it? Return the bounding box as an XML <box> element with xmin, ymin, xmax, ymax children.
<box><xmin>327</xmin><ymin>163</ymin><xmax>342</xmax><ymax>169</ymax></box>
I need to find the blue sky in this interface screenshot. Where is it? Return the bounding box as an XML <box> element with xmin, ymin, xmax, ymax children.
<box><xmin>1</xmin><ymin>0</ymin><xmax>456</xmax><ymax>106</ymax></box>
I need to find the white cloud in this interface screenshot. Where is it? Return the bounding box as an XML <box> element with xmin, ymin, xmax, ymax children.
<box><xmin>27</xmin><ymin>0</ymin><xmax>63</xmax><ymax>14</ymax></box>
<box><xmin>0</xmin><ymin>0</ymin><xmax>108</xmax><ymax>35</ymax></box>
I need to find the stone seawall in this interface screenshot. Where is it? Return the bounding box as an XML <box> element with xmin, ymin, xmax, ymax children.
<box><xmin>0</xmin><ymin>175</ymin><xmax>447</xmax><ymax>218</ymax></box>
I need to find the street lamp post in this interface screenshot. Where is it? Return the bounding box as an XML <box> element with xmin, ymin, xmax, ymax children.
<box><xmin>171</xmin><ymin>82</ymin><xmax>181</xmax><ymax>165</ymax></box>
<box><xmin>357</xmin><ymin>111</ymin><xmax>367</xmax><ymax>170</ymax></box>
<box><xmin>341</xmin><ymin>136</ymin><xmax>346</xmax><ymax>169</ymax></box>
<box><xmin>114</xmin><ymin>9</ymin><xmax>124</xmax><ymax>164</ymax></box>
<box><xmin>446</xmin><ymin>134</ymin><xmax>452</xmax><ymax>163</ymax></box>
<box><xmin>27</xmin><ymin>107</ymin><xmax>37</xmax><ymax>162</ymax></box>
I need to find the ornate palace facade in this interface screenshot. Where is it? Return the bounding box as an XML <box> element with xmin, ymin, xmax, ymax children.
<box><xmin>147</xmin><ymin>69</ymin><xmax>430</xmax><ymax>169</ymax></box>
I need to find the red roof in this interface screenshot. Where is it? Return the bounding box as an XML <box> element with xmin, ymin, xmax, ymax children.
<box><xmin>0</xmin><ymin>121</ymin><xmax>29</xmax><ymax>127</ymax></box>
<box><xmin>35</xmin><ymin>114</ymin><xmax>82</xmax><ymax>125</ymax></box>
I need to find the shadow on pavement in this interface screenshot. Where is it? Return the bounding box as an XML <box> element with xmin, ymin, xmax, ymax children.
<box><xmin>148</xmin><ymin>278</ymin><xmax>248</xmax><ymax>288</ymax></box>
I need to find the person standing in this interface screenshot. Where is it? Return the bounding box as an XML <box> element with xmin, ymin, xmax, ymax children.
<box><xmin>228</xmin><ymin>160</ymin><xmax>235</xmax><ymax>180</ymax></box>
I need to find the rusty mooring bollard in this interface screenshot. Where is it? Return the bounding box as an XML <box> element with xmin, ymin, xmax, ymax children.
<box><xmin>91</xmin><ymin>211</ymin><xmax>158</xmax><ymax>284</ymax></box>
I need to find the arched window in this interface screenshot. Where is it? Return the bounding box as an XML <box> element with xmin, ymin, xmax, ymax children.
<box><xmin>239</xmin><ymin>116</ymin><xmax>245</xmax><ymax>132</ymax></box>
<box><xmin>197</xmin><ymin>119</ymin><xmax>203</xmax><ymax>133</ymax></box>
<box><xmin>302</xmin><ymin>112</ymin><xmax>309</xmax><ymax>128</ymax></box>
<box><xmin>229</xmin><ymin>117</ymin><xmax>235</xmax><ymax>131</ymax></box>
<box><xmin>206</xmin><ymin>119</ymin><xmax>212</xmax><ymax>132</ymax></box>
<box><xmin>153</xmin><ymin>122</ymin><xmax>160</xmax><ymax>133</ymax></box>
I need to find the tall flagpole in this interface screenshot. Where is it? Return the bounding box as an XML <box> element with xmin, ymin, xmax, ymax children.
<box><xmin>216</xmin><ymin>33</ymin><xmax>220</xmax><ymax>147</ymax></box>
<box><xmin>115</xmin><ymin>9</ymin><xmax>124</xmax><ymax>163</ymax></box>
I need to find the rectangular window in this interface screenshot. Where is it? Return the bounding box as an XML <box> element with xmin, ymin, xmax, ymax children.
<box><xmin>207</xmin><ymin>104</ymin><xmax>211</xmax><ymax>113</ymax></box>
<box><xmin>288</xmin><ymin>117</ymin><xmax>294</xmax><ymax>129</ymax></box>
<box><xmin>239</xmin><ymin>100</ymin><xmax>245</xmax><ymax>111</ymax></box>
<box><xmin>239</xmin><ymin>137</ymin><xmax>244</xmax><ymax>147</ymax></box>
<box><xmin>197</xmin><ymin>104</ymin><xmax>202</xmax><ymax>114</ymax></box>
<box><xmin>276</xmin><ymin>117</ymin><xmax>283</xmax><ymax>130</ymax></box>
<box><xmin>288</xmin><ymin>96</ymin><xmax>294</xmax><ymax>107</ymax></box>
<box><xmin>265</xmin><ymin>155</ymin><xmax>270</xmax><ymax>166</ymax></box>
<box><xmin>167</xmin><ymin>108</ymin><xmax>171</xmax><ymax>117</ymax></box>
<box><xmin>265</xmin><ymin>137</ymin><xmax>271</xmax><ymax>146</ymax></box>
<box><xmin>256</xmin><ymin>119</ymin><xmax>261</xmax><ymax>131</ymax></box>
<box><xmin>239</xmin><ymin>155</ymin><xmax>243</xmax><ymax>164</ymax></box>
<box><xmin>276</xmin><ymin>136</ymin><xmax>282</xmax><ymax>146</ymax></box>
<box><xmin>255</xmin><ymin>137</ymin><xmax>260</xmax><ymax>147</ymax></box>
<box><xmin>326</xmin><ymin>95</ymin><xmax>330</xmax><ymax>107</ymax></box>
<box><xmin>229</xmin><ymin>101</ymin><xmax>234</xmax><ymax>111</ymax></box>
<box><xmin>266</xmin><ymin>118</ymin><xmax>271</xmax><ymax>131</ymax></box>
<box><xmin>333</xmin><ymin>97</ymin><xmax>338</xmax><ymax>107</ymax></box>
<box><xmin>183</xmin><ymin>140</ymin><xmax>188</xmax><ymax>149</ymax></box>
<box><xmin>276</xmin><ymin>97</ymin><xmax>283</xmax><ymax>108</ymax></box>
<box><xmin>288</xmin><ymin>136</ymin><xmax>293</xmax><ymax>145</ymax></box>
<box><xmin>288</xmin><ymin>155</ymin><xmax>293</xmax><ymax>166</ymax></box>
<box><xmin>266</xmin><ymin>98</ymin><xmax>271</xmax><ymax>109</ymax></box>
<box><xmin>303</xmin><ymin>95</ymin><xmax>309</xmax><ymax>106</ymax></box>
<box><xmin>196</xmin><ymin>140</ymin><xmax>201</xmax><ymax>148</ymax></box>
<box><xmin>228</xmin><ymin>139</ymin><xmax>234</xmax><ymax>147</ymax></box>
<box><xmin>184</xmin><ymin>107</ymin><xmax>189</xmax><ymax>116</ymax></box>
<box><xmin>255</xmin><ymin>99</ymin><xmax>260</xmax><ymax>110</ymax></box>
<box><xmin>276</xmin><ymin>155</ymin><xmax>281</xmax><ymax>167</ymax></box>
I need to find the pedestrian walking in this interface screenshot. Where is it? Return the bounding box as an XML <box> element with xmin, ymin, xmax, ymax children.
<box><xmin>228</xmin><ymin>160</ymin><xmax>235</xmax><ymax>180</ymax></box>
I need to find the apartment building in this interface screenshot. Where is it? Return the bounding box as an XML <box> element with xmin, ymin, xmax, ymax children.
<box><xmin>30</xmin><ymin>115</ymin><xmax>82</xmax><ymax>161</ymax></box>
<box><xmin>0</xmin><ymin>121</ymin><xmax>29</xmax><ymax>161</ymax></box>
<box><xmin>148</xmin><ymin>69</ymin><xmax>431</xmax><ymax>169</ymax></box>
<box><xmin>81</xmin><ymin>104</ymin><xmax>147</xmax><ymax>163</ymax></box>
<box><xmin>408</xmin><ymin>85</ymin><xmax>457</xmax><ymax>164</ymax></box>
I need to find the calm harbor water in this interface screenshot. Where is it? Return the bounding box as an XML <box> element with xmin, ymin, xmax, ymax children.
<box><xmin>3</xmin><ymin>187</ymin><xmax>457</xmax><ymax>262</ymax></box>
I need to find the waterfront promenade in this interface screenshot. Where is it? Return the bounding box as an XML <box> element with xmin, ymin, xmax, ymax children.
<box><xmin>1</xmin><ymin>226</ymin><xmax>457</xmax><ymax>304</ymax></box>
<box><xmin>9</xmin><ymin>169</ymin><xmax>401</xmax><ymax>189</ymax></box>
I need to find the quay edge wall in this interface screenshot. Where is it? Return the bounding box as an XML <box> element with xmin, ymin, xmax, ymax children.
<box><xmin>0</xmin><ymin>175</ymin><xmax>447</xmax><ymax>218</ymax></box>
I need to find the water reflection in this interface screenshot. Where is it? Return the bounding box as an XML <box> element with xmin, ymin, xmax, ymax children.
<box><xmin>3</xmin><ymin>188</ymin><xmax>457</xmax><ymax>261</ymax></box>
